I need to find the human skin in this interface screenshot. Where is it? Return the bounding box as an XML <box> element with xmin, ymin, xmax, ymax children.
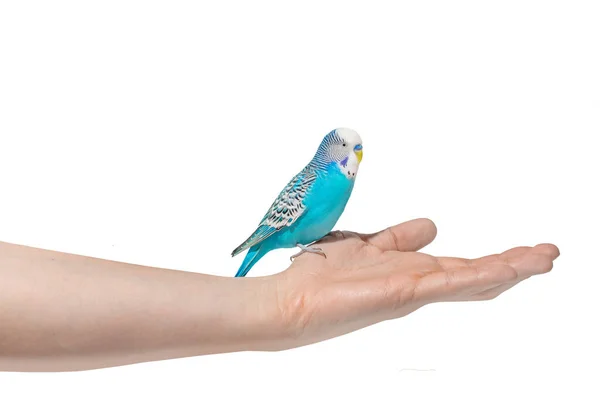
<box><xmin>0</xmin><ymin>218</ymin><xmax>559</xmax><ymax>372</ymax></box>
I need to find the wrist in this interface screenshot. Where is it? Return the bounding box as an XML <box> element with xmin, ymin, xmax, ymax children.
<box><xmin>242</xmin><ymin>272</ymin><xmax>315</xmax><ymax>352</ymax></box>
<box><xmin>229</xmin><ymin>274</ymin><xmax>294</xmax><ymax>352</ymax></box>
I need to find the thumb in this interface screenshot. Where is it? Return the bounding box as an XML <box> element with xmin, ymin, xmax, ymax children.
<box><xmin>360</xmin><ymin>218</ymin><xmax>437</xmax><ymax>252</ymax></box>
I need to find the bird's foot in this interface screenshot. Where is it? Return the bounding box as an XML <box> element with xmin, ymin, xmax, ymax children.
<box><xmin>290</xmin><ymin>243</ymin><xmax>327</xmax><ymax>261</ymax></box>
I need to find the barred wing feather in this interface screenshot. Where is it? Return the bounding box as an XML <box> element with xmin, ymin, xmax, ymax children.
<box><xmin>231</xmin><ymin>167</ymin><xmax>316</xmax><ymax>257</ymax></box>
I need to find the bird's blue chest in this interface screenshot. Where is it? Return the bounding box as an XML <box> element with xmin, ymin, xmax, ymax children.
<box><xmin>274</xmin><ymin>164</ymin><xmax>355</xmax><ymax>247</ymax></box>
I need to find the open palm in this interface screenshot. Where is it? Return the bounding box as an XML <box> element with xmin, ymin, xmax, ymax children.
<box><xmin>274</xmin><ymin>218</ymin><xmax>559</xmax><ymax>348</ymax></box>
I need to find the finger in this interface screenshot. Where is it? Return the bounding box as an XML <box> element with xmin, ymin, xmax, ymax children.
<box><xmin>415</xmin><ymin>263</ymin><xmax>519</xmax><ymax>302</ymax></box>
<box><xmin>509</xmin><ymin>244</ymin><xmax>558</xmax><ymax>278</ymax></box>
<box><xmin>418</xmin><ymin>243</ymin><xmax>559</xmax><ymax>302</ymax></box>
<box><xmin>462</xmin><ymin>244</ymin><xmax>559</xmax><ymax>300</ymax></box>
<box><xmin>471</xmin><ymin>281</ymin><xmax>519</xmax><ymax>301</ymax></box>
<box><xmin>436</xmin><ymin>246</ymin><xmax>532</xmax><ymax>270</ymax></box>
<box><xmin>436</xmin><ymin>243</ymin><xmax>559</xmax><ymax>272</ymax></box>
<box><xmin>529</xmin><ymin>243</ymin><xmax>560</xmax><ymax>259</ymax></box>
<box><xmin>359</xmin><ymin>218</ymin><xmax>437</xmax><ymax>252</ymax></box>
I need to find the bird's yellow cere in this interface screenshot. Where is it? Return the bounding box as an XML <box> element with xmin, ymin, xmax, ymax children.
<box><xmin>355</xmin><ymin>147</ymin><xmax>363</xmax><ymax>164</ymax></box>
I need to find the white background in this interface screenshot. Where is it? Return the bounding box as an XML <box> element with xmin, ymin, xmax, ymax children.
<box><xmin>1</xmin><ymin>1</ymin><xmax>598</xmax><ymax>399</ymax></box>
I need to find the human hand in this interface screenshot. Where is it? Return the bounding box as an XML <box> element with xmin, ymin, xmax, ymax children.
<box><xmin>272</xmin><ymin>218</ymin><xmax>559</xmax><ymax>349</ymax></box>
<box><xmin>0</xmin><ymin>218</ymin><xmax>559</xmax><ymax>371</ymax></box>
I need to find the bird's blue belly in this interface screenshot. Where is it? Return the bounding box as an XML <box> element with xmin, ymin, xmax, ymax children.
<box><xmin>273</xmin><ymin>166</ymin><xmax>354</xmax><ymax>248</ymax></box>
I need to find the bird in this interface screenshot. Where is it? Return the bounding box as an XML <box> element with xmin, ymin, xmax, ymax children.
<box><xmin>231</xmin><ymin>128</ymin><xmax>363</xmax><ymax>277</ymax></box>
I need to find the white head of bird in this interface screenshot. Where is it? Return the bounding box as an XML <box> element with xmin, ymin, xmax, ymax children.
<box><xmin>310</xmin><ymin>128</ymin><xmax>363</xmax><ymax>178</ymax></box>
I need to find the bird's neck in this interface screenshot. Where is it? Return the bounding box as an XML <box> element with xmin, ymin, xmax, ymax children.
<box><xmin>309</xmin><ymin>141</ymin><xmax>335</xmax><ymax>170</ymax></box>
<box><xmin>308</xmin><ymin>157</ymin><xmax>337</xmax><ymax>172</ymax></box>
<box><xmin>306</xmin><ymin>160</ymin><xmax>353</xmax><ymax>183</ymax></box>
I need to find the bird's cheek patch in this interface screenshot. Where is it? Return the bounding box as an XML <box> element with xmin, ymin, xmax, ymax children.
<box><xmin>340</xmin><ymin>156</ymin><xmax>349</xmax><ymax>168</ymax></box>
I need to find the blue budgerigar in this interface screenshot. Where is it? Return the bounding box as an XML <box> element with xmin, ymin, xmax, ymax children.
<box><xmin>232</xmin><ymin>128</ymin><xmax>363</xmax><ymax>277</ymax></box>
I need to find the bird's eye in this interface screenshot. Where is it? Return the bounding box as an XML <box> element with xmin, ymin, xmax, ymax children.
<box><xmin>343</xmin><ymin>143</ymin><xmax>346</xmax><ymax>147</ymax></box>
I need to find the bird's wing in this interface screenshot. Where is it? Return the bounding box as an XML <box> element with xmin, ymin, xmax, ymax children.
<box><xmin>231</xmin><ymin>167</ymin><xmax>317</xmax><ymax>257</ymax></box>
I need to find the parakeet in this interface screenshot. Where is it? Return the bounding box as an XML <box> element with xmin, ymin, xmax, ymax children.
<box><xmin>231</xmin><ymin>128</ymin><xmax>363</xmax><ymax>277</ymax></box>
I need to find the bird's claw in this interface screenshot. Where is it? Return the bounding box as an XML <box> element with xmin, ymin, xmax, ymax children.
<box><xmin>290</xmin><ymin>245</ymin><xmax>327</xmax><ymax>261</ymax></box>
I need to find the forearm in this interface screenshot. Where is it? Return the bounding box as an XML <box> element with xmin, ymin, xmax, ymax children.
<box><xmin>0</xmin><ymin>241</ymin><xmax>284</xmax><ymax>371</ymax></box>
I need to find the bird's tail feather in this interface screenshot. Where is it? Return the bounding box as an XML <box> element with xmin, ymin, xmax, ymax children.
<box><xmin>231</xmin><ymin>225</ymin><xmax>276</xmax><ymax>257</ymax></box>
<box><xmin>235</xmin><ymin>246</ymin><xmax>266</xmax><ymax>277</ymax></box>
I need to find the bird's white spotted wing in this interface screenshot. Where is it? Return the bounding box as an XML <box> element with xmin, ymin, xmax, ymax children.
<box><xmin>231</xmin><ymin>167</ymin><xmax>316</xmax><ymax>257</ymax></box>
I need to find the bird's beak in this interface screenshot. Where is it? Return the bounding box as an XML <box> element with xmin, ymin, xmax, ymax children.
<box><xmin>354</xmin><ymin>145</ymin><xmax>363</xmax><ymax>164</ymax></box>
